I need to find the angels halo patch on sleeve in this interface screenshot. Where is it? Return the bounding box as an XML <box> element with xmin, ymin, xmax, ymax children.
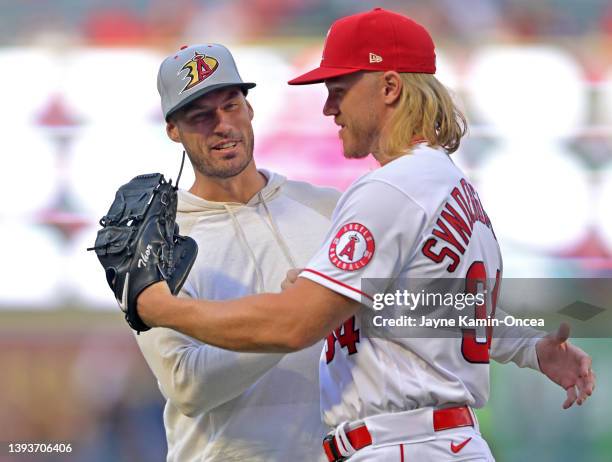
<box><xmin>328</xmin><ymin>223</ymin><xmax>375</xmax><ymax>271</ymax></box>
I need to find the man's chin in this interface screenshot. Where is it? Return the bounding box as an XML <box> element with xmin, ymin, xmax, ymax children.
<box><xmin>196</xmin><ymin>156</ymin><xmax>252</xmax><ymax>179</ymax></box>
<box><xmin>342</xmin><ymin>149</ymin><xmax>370</xmax><ymax>160</ymax></box>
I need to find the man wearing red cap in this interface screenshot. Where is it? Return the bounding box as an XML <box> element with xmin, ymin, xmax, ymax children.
<box><xmin>134</xmin><ymin>8</ymin><xmax>595</xmax><ymax>461</ymax></box>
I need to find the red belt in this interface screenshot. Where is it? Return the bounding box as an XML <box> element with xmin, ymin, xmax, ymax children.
<box><xmin>322</xmin><ymin>406</ymin><xmax>474</xmax><ymax>462</ymax></box>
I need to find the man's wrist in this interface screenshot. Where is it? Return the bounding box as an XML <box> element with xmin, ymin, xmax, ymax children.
<box><xmin>534</xmin><ymin>336</ymin><xmax>544</xmax><ymax>372</ymax></box>
<box><xmin>136</xmin><ymin>282</ymin><xmax>176</xmax><ymax>328</ymax></box>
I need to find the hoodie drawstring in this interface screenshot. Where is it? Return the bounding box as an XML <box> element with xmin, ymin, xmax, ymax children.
<box><xmin>222</xmin><ymin>193</ymin><xmax>298</xmax><ymax>293</ymax></box>
<box><xmin>258</xmin><ymin>191</ymin><xmax>297</xmax><ymax>268</ymax></box>
<box><xmin>224</xmin><ymin>204</ymin><xmax>266</xmax><ymax>293</ymax></box>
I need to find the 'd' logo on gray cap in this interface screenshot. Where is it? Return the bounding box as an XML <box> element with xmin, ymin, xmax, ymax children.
<box><xmin>179</xmin><ymin>52</ymin><xmax>220</xmax><ymax>94</ymax></box>
<box><xmin>157</xmin><ymin>43</ymin><xmax>256</xmax><ymax>120</ymax></box>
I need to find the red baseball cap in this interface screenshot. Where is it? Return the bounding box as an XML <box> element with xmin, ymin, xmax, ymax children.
<box><xmin>289</xmin><ymin>8</ymin><xmax>436</xmax><ymax>85</ymax></box>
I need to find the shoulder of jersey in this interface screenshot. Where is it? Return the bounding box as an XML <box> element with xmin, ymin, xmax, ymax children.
<box><xmin>368</xmin><ymin>147</ymin><xmax>454</xmax><ymax>181</ymax></box>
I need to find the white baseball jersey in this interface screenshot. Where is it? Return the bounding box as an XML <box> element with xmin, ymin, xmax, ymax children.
<box><xmin>301</xmin><ymin>145</ymin><xmax>537</xmax><ymax>428</ymax></box>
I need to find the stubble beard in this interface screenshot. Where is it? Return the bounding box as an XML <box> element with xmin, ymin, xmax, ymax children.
<box><xmin>189</xmin><ymin>132</ymin><xmax>255</xmax><ymax>179</ymax></box>
<box><xmin>342</xmin><ymin>121</ymin><xmax>378</xmax><ymax>160</ymax></box>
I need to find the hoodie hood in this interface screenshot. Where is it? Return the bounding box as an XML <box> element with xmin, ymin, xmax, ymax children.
<box><xmin>177</xmin><ymin>169</ymin><xmax>287</xmax><ymax>215</ymax></box>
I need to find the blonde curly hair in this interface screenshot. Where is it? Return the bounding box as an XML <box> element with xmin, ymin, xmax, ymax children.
<box><xmin>380</xmin><ymin>73</ymin><xmax>467</xmax><ymax>157</ymax></box>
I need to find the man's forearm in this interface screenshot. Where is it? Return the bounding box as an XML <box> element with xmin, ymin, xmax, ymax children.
<box><xmin>137</xmin><ymin>279</ymin><xmax>359</xmax><ymax>353</ymax></box>
<box><xmin>136</xmin><ymin>327</ymin><xmax>284</xmax><ymax>416</ymax></box>
<box><xmin>138</xmin><ymin>284</ymin><xmax>312</xmax><ymax>352</ymax></box>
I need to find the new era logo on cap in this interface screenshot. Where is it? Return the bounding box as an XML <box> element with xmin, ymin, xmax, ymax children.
<box><xmin>369</xmin><ymin>53</ymin><xmax>383</xmax><ymax>63</ymax></box>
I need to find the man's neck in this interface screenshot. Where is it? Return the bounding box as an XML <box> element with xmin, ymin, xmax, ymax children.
<box><xmin>189</xmin><ymin>163</ymin><xmax>267</xmax><ymax>203</ymax></box>
<box><xmin>373</xmin><ymin>135</ymin><xmax>427</xmax><ymax>166</ymax></box>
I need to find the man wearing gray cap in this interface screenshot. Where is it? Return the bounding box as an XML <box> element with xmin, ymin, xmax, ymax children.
<box><xmin>135</xmin><ymin>43</ymin><xmax>336</xmax><ymax>461</ymax></box>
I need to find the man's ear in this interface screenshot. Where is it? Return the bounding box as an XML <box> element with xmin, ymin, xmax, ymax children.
<box><xmin>245</xmin><ymin>99</ymin><xmax>254</xmax><ymax>121</ymax></box>
<box><xmin>166</xmin><ymin>120</ymin><xmax>181</xmax><ymax>143</ymax></box>
<box><xmin>381</xmin><ymin>71</ymin><xmax>402</xmax><ymax>105</ymax></box>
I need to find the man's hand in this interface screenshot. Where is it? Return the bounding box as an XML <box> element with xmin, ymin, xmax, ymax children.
<box><xmin>535</xmin><ymin>322</ymin><xmax>595</xmax><ymax>409</ymax></box>
<box><xmin>281</xmin><ymin>268</ymin><xmax>304</xmax><ymax>291</ymax></box>
<box><xmin>89</xmin><ymin>173</ymin><xmax>197</xmax><ymax>333</ymax></box>
<box><xmin>137</xmin><ymin>281</ymin><xmax>175</xmax><ymax>328</ymax></box>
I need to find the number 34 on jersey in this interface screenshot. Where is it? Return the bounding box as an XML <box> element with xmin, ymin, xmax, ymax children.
<box><xmin>324</xmin><ymin>262</ymin><xmax>501</xmax><ymax>365</ymax></box>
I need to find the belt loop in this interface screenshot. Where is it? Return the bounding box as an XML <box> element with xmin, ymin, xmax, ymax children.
<box><xmin>468</xmin><ymin>407</ymin><xmax>479</xmax><ymax>432</ymax></box>
<box><xmin>334</xmin><ymin>421</ymin><xmax>357</xmax><ymax>458</ymax></box>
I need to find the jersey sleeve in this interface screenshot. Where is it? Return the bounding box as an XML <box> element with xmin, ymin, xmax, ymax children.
<box><xmin>300</xmin><ymin>179</ymin><xmax>427</xmax><ymax>308</ymax></box>
<box><xmin>490</xmin><ymin>307</ymin><xmax>546</xmax><ymax>370</ymax></box>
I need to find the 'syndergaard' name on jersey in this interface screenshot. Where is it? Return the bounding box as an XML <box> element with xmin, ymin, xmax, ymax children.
<box><xmin>372</xmin><ymin>315</ymin><xmax>545</xmax><ymax>328</ymax></box>
<box><xmin>421</xmin><ymin>178</ymin><xmax>496</xmax><ymax>273</ymax></box>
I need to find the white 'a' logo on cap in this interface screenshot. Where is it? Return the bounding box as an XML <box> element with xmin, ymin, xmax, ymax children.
<box><xmin>369</xmin><ymin>53</ymin><xmax>383</xmax><ymax>63</ymax></box>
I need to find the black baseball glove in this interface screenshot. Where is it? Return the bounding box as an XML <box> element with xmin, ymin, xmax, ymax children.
<box><xmin>88</xmin><ymin>173</ymin><xmax>197</xmax><ymax>333</ymax></box>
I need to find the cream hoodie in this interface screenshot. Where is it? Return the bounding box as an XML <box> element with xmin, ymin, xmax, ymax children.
<box><xmin>135</xmin><ymin>170</ymin><xmax>340</xmax><ymax>462</ymax></box>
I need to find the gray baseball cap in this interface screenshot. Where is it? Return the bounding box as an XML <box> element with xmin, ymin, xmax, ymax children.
<box><xmin>157</xmin><ymin>43</ymin><xmax>256</xmax><ymax>120</ymax></box>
